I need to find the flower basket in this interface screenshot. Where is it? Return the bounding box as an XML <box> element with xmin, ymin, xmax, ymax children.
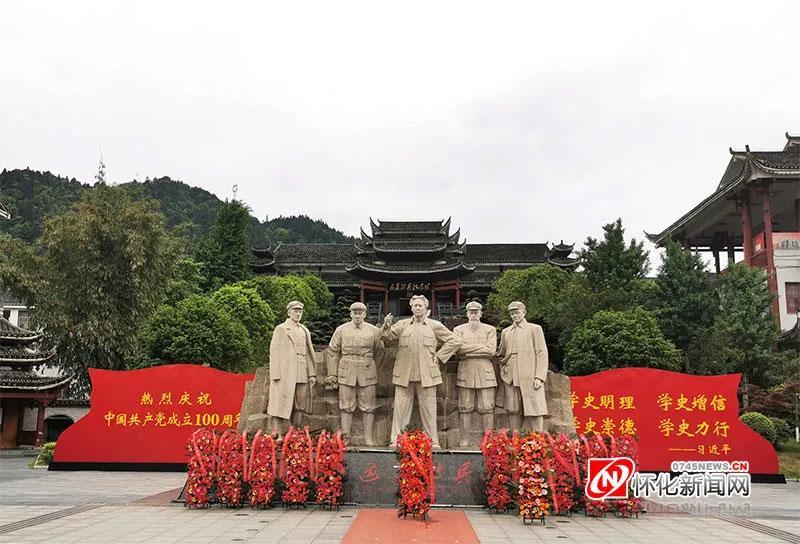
<box><xmin>314</xmin><ymin>430</ymin><xmax>346</xmax><ymax>508</ymax></box>
<box><xmin>479</xmin><ymin>429</ymin><xmax>516</xmax><ymax>512</ymax></box>
<box><xmin>515</xmin><ymin>432</ymin><xmax>550</xmax><ymax>524</ymax></box>
<box><xmin>185</xmin><ymin>428</ymin><xmax>217</xmax><ymax>509</ymax></box>
<box><xmin>279</xmin><ymin>426</ymin><xmax>314</xmax><ymax>507</ymax></box>
<box><xmin>396</xmin><ymin>428</ymin><xmax>435</xmax><ymax>520</ymax></box>
<box><xmin>247</xmin><ymin>430</ymin><xmax>278</xmax><ymax>508</ymax></box>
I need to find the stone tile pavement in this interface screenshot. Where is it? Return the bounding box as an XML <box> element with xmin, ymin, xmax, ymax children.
<box><xmin>1</xmin><ymin>456</ymin><xmax>799</xmax><ymax>543</ymax></box>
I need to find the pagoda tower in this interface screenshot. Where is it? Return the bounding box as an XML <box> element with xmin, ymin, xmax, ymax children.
<box><xmin>0</xmin><ymin>317</ymin><xmax>70</xmax><ymax>448</ymax></box>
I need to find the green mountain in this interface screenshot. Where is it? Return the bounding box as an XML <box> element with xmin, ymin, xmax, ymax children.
<box><xmin>0</xmin><ymin>168</ymin><xmax>353</xmax><ymax>246</ymax></box>
<box><xmin>0</xmin><ymin>169</ymin><xmax>88</xmax><ymax>242</ymax></box>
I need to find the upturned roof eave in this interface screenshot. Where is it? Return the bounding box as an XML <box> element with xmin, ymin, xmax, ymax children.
<box><xmin>647</xmin><ymin>152</ymin><xmax>799</xmax><ymax>246</ymax></box>
<box><xmin>372</xmin><ymin>243</ymin><xmax>450</xmax><ymax>254</ymax></box>
<box><xmin>646</xmin><ymin>161</ymin><xmax>750</xmax><ymax>246</ymax></box>
<box><xmin>0</xmin><ymin>373</ymin><xmax>73</xmax><ymax>391</ymax></box>
<box><xmin>344</xmin><ymin>261</ymin><xmax>476</xmax><ymax>276</ymax></box>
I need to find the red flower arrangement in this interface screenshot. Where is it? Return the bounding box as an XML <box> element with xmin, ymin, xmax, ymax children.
<box><xmin>216</xmin><ymin>429</ymin><xmax>248</xmax><ymax>506</ymax></box>
<box><xmin>546</xmin><ymin>433</ymin><xmax>578</xmax><ymax>514</ymax></box>
<box><xmin>515</xmin><ymin>432</ymin><xmax>550</xmax><ymax>523</ymax></box>
<box><xmin>279</xmin><ymin>426</ymin><xmax>314</xmax><ymax>506</ymax></box>
<box><xmin>479</xmin><ymin>429</ymin><xmax>515</xmax><ymax>511</ymax></box>
<box><xmin>247</xmin><ymin>430</ymin><xmax>278</xmax><ymax>508</ymax></box>
<box><xmin>609</xmin><ymin>435</ymin><xmax>643</xmax><ymax>517</ymax></box>
<box><xmin>577</xmin><ymin>434</ymin><xmax>610</xmax><ymax>516</ymax></box>
<box><xmin>185</xmin><ymin>427</ymin><xmax>217</xmax><ymax>508</ymax></box>
<box><xmin>396</xmin><ymin>429</ymin><xmax>435</xmax><ymax>519</ymax></box>
<box><xmin>314</xmin><ymin>430</ymin><xmax>346</xmax><ymax>506</ymax></box>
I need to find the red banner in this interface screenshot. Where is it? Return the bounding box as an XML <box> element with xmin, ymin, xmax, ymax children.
<box><xmin>570</xmin><ymin>368</ymin><xmax>779</xmax><ymax>474</ymax></box>
<box><xmin>53</xmin><ymin>365</ymin><xmax>252</xmax><ymax>464</ymax></box>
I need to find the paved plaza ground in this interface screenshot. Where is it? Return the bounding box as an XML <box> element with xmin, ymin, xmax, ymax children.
<box><xmin>1</xmin><ymin>453</ymin><xmax>799</xmax><ymax>544</ymax></box>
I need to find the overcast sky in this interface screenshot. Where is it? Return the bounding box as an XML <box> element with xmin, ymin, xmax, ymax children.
<box><xmin>2</xmin><ymin>1</ymin><xmax>798</xmax><ymax>268</ymax></box>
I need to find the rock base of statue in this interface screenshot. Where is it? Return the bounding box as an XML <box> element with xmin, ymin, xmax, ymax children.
<box><xmin>238</xmin><ymin>348</ymin><xmax>576</xmax><ymax>448</ymax></box>
<box><xmin>344</xmin><ymin>448</ymin><xmax>483</xmax><ymax>505</ymax></box>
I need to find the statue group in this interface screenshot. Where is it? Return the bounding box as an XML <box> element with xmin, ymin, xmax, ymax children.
<box><xmin>265</xmin><ymin>296</ymin><xmax>551</xmax><ymax>448</ymax></box>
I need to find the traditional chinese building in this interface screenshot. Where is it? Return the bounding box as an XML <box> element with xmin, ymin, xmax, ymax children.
<box><xmin>0</xmin><ymin>317</ymin><xmax>70</xmax><ymax>448</ymax></box>
<box><xmin>252</xmin><ymin>218</ymin><xmax>577</xmax><ymax>320</ymax></box>
<box><xmin>647</xmin><ymin>133</ymin><xmax>800</xmax><ymax>341</ymax></box>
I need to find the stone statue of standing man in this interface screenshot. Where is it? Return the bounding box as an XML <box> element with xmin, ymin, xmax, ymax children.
<box><xmin>497</xmin><ymin>301</ymin><xmax>548</xmax><ymax>433</ymax></box>
<box><xmin>326</xmin><ymin>302</ymin><xmax>384</xmax><ymax>446</ymax></box>
<box><xmin>267</xmin><ymin>300</ymin><xmax>317</xmax><ymax>434</ymax></box>
<box><xmin>453</xmin><ymin>301</ymin><xmax>497</xmax><ymax>447</ymax></box>
<box><xmin>382</xmin><ymin>295</ymin><xmax>460</xmax><ymax>448</ymax></box>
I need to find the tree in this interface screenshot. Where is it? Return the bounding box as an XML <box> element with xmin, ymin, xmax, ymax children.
<box><xmin>711</xmin><ymin>263</ymin><xmax>779</xmax><ymax>386</ymax></box>
<box><xmin>197</xmin><ymin>199</ymin><xmax>252</xmax><ymax>289</ymax></box>
<box><xmin>300</xmin><ymin>273</ymin><xmax>334</xmax><ymax>314</ymax></box>
<box><xmin>135</xmin><ymin>295</ymin><xmax>251</xmax><ymax>372</ymax></box>
<box><xmin>240</xmin><ymin>275</ymin><xmax>321</xmax><ymax>320</ymax></box>
<box><xmin>0</xmin><ymin>234</ymin><xmax>43</xmax><ymax>304</ymax></box>
<box><xmin>580</xmin><ymin>218</ymin><xmax>650</xmax><ymax>294</ymax></box>
<box><xmin>210</xmin><ymin>284</ymin><xmax>276</xmax><ymax>365</ymax></box>
<box><xmin>33</xmin><ymin>184</ymin><xmax>179</xmax><ymax>394</ymax></box>
<box><xmin>487</xmin><ymin>265</ymin><xmax>571</xmax><ymax>323</ymax></box>
<box><xmin>563</xmin><ymin>307</ymin><xmax>682</xmax><ymax>375</ymax></box>
<box><xmin>653</xmin><ymin>238</ymin><xmax>718</xmax><ymax>372</ymax></box>
<box><xmin>163</xmin><ymin>257</ymin><xmax>206</xmax><ymax>305</ymax></box>
<box><xmin>486</xmin><ymin>264</ymin><xmax>593</xmax><ymax>368</ymax></box>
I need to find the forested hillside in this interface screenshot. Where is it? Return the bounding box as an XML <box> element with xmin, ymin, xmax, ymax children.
<box><xmin>0</xmin><ymin>168</ymin><xmax>353</xmax><ymax>245</ymax></box>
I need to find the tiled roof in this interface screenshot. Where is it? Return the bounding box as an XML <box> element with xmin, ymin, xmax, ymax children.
<box><xmin>317</xmin><ymin>270</ymin><xmax>360</xmax><ymax>287</ymax></box>
<box><xmin>0</xmin><ymin>317</ymin><xmax>41</xmax><ymax>341</ymax></box>
<box><xmin>460</xmin><ymin>270</ymin><xmax>500</xmax><ymax>287</ymax></box>
<box><xmin>649</xmin><ymin>136</ymin><xmax>800</xmax><ymax>245</ymax></box>
<box><xmin>375</xmin><ymin>220</ymin><xmax>448</xmax><ymax>233</ymax></box>
<box><xmin>0</xmin><ymin>369</ymin><xmax>71</xmax><ymax>391</ymax></box>
<box><xmin>465</xmin><ymin>244</ymin><xmax>550</xmax><ymax>264</ymax></box>
<box><xmin>53</xmin><ymin>398</ymin><xmax>90</xmax><ymax>407</ymax></box>
<box><xmin>0</xmin><ymin>345</ymin><xmax>56</xmax><ymax>364</ymax></box>
<box><xmin>550</xmin><ymin>242</ymin><xmax>575</xmax><ymax>254</ymax></box>
<box><xmin>548</xmin><ymin>256</ymin><xmax>581</xmax><ymax>269</ymax></box>
<box><xmin>372</xmin><ymin>242</ymin><xmax>450</xmax><ymax>253</ymax></box>
<box><xmin>750</xmin><ymin>151</ymin><xmax>800</xmax><ymax>171</ymax></box>
<box><xmin>272</xmin><ymin>244</ymin><xmax>358</xmax><ymax>264</ymax></box>
<box><xmin>0</xmin><ymin>291</ymin><xmax>25</xmax><ymax>307</ymax></box>
<box><xmin>778</xmin><ymin>314</ymin><xmax>799</xmax><ymax>346</ymax></box>
<box><xmin>346</xmin><ymin>261</ymin><xmax>474</xmax><ymax>274</ymax></box>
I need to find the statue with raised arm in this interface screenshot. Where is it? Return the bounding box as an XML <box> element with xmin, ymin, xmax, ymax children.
<box><xmin>267</xmin><ymin>300</ymin><xmax>317</xmax><ymax>434</ymax></box>
<box><xmin>497</xmin><ymin>301</ymin><xmax>548</xmax><ymax>433</ymax></box>
<box><xmin>381</xmin><ymin>295</ymin><xmax>460</xmax><ymax>448</ymax></box>
<box><xmin>453</xmin><ymin>301</ymin><xmax>497</xmax><ymax>447</ymax></box>
<box><xmin>326</xmin><ymin>302</ymin><xmax>384</xmax><ymax>446</ymax></box>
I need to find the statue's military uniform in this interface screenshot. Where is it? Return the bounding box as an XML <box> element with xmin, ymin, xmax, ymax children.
<box><xmin>327</xmin><ymin>320</ymin><xmax>383</xmax><ymax>415</ymax></box>
<box><xmin>453</xmin><ymin>321</ymin><xmax>497</xmax><ymax>416</ymax></box>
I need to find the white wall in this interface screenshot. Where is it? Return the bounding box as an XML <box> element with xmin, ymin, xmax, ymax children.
<box><xmin>21</xmin><ymin>405</ymin><xmax>90</xmax><ymax>432</ymax></box>
<box><xmin>776</xmin><ymin>244</ymin><xmax>800</xmax><ymax>331</ymax></box>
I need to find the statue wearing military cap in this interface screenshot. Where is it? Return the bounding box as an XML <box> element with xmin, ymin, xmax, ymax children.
<box><xmin>497</xmin><ymin>301</ymin><xmax>549</xmax><ymax>433</ymax></box>
<box><xmin>267</xmin><ymin>300</ymin><xmax>317</xmax><ymax>434</ymax></box>
<box><xmin>326</xmin><ymin>302</ymin><xmax>384</xmax><ymax>446</ymax></box>
<box><xmin>453</xmin><ymin>301</ymin><xmax>498</xmax><ymax>447</ymax></box>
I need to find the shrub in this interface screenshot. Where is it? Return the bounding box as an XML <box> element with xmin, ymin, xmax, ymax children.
<box><xmin>32</xmin><ymin>442</ymin><xmax>56</xmax><ymax>467</ymax></box>
<box><xmin>563</xmin><ymin>307</ymin><xmax>682</xmax><ymax>375</ymax></box>
<box><xmin>739</xmin><ymin>412</ymin><xmax>777</xmax><ymax>445</ymax></box>
<box><xmin>770</xmin><ymin>417</ymin><xmax>793</xmax><ymax>445</ymax></box>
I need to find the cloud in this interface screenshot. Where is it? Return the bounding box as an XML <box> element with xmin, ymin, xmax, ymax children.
<box><xmin>1</xmin><ymin>0</ymin><xmax>798</xmax><ymax>271</ymax></box>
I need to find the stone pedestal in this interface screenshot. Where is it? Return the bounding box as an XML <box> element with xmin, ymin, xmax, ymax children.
<box><xmin>344</xmin><ymin>449</ymin><xmax>484</xmax><ymax>505</ymax></box>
